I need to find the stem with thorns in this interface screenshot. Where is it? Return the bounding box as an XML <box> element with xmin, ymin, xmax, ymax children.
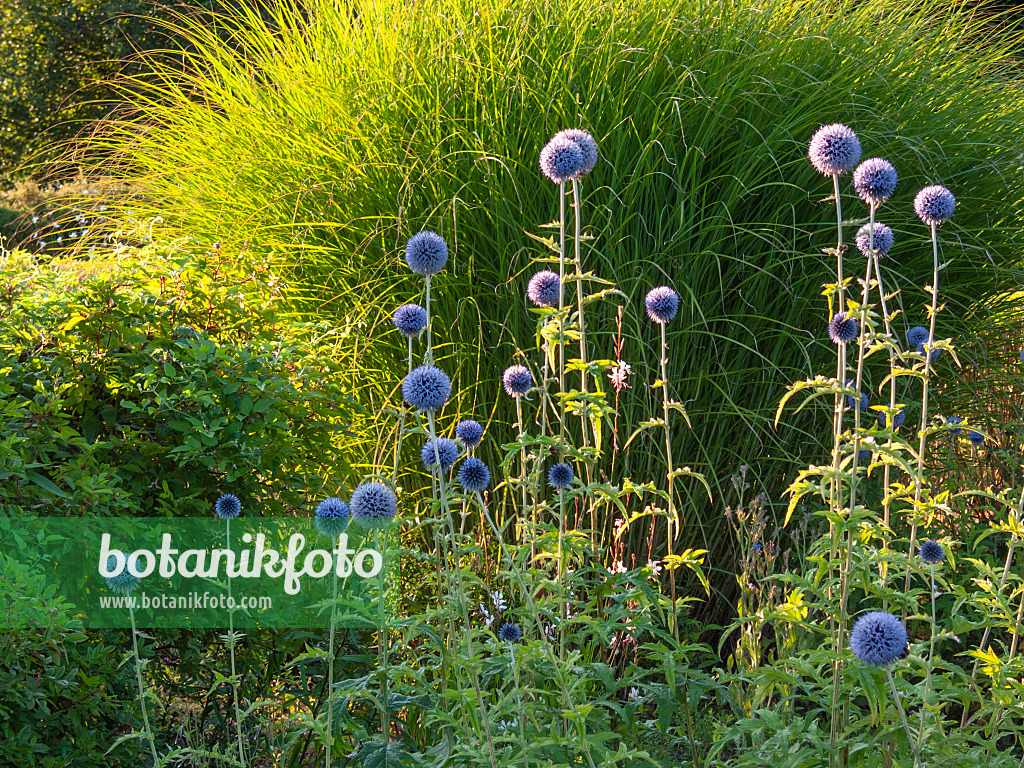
<box><xmin>917</xmin><ymin>561</ymin><xmax>940</xmax><ymax>750</ymax></box>
<box><xmin>660</xmin><ymin>320</ymin><xmax>679</xmax><ymax>642</ymax></box>
<box><xmin>128</xmin><ymin>603</ymin><xmax>159</xmax><ymax>767</ymax></box>
<box><xmin>226</xmin><ymin>517</ymin><xmax>245</xmax><ymax>767</ymax></box>
<box><xmin>572</xmin><ymin>179</ymin><xmax>590</xmax><ymax>446</ymax></box>
<box><xmin>376</xmin><ymin>527</ymin><xmax>390</xmax><ymax>742</ymax></box>
<box><xmin>886</xmin><ymin>667</ymin><xmax>924</xmax><ymax>768</ymax></box>
<box><xmin>325</xmin><ymin>561</ymin><xmax>339</xmax><ymax>768</ymax></box>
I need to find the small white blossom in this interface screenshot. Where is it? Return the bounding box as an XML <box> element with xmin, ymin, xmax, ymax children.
<box><xmin>647</xmin><ymin>559</ymin><xmax>662</xmax><ymax>575</ymax></box>
<box><xmin>490</xmin><ymin>590</ymin><xmax>507</xmax><ymax>613</ymax></box>
<box><xmin>31</xmin><ymin>216</ymin><xmax>38</xmax><ymax>224</ymax></box>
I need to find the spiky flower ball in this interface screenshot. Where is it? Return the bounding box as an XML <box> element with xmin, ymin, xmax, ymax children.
<box><xmin>404</xmin><ymin>230</ymin><xmax>448</xmax><ymax>275</ymax></box>
<box><xmin>527</xmin><ymin>270</ymin><xmax>561</xmax><ymax>307</ymax></box>
<box><xmin>855</xmin><ymin>222</ymin><xmax>894</xmax><ymax>258</ymax></box>
<box><xmin>498</xmin><ymin>622</ymin><xmax>524</xmax><ymax>643</ymax></box>
<box><xmin>421</xmin><ymin>438</ymin><xmax>460</xmax><ymax>473</ymax></box>
<box><xmin>215</xmin><ymin>493</ymin><xmax>241</xmax><ymax>519</ymax></box>
<box><xmin>502</xmin><ymin>365</ymin><xmax>533</xmax><ymax>397</ymax></box>
<box><xmin>946</xmin><ymin>417</ymin><xmax>963</xmax><ymax>436</ymax></box>
<box><xmin>645</xmin><ymin>286</ymin><xmax>679</xmax><ymax>324</ymax></box>
<box><xmin>314</xmin><ymin>497</ymin><xmax>350</xmax><ymax>538</ymax></box>
<box><xmin>808</xmin><ymin>123</ymin><xmax>861</xmax><ymax>176</ymax></box>
<box><xmin>350</xmin><ymin>481</ymin><xmax>397</xmax><ymax>520</ymax></box>
<box><xmin>539</xmin><ymin>135</ymin><xmax>585</xmax><ymax>184</ymax></box>
<box><xmin>914</xmin><ymin>185</ymin><xmax>956</xmax><ymax>226</ymax></box>
<box><xmin>828</xmin><ymin>312</ymin><xmax>858</xmax><ymax>345</ymax></box>
<box><xmin>105</xmin><ymin>554</ymin><xmax>141</xmax><ymax>595</ymax></box>
<box><xmin>850</xmin><ymin>611</ymin><xmax>908</xmax><ymax>667</ymax></box>
<box><xmin>555</xmin><ymin>128</ymin><xmax>599</xmax><ymax>177</ymax></box>
<box><xmin>458</xmin><ymin>457</ymin><xmax>491</xmax><ymax>493</ymax></box>
<box><xmin>548</xmin><ymin>462</ymin><xmax>574</xmax><ymax>490</ymax></box>
<box><xmin>403</xmin><ymin>365</ymin><xmax>451</xmax><ymax>411</ymax></box>
<box><xmin>455</xmin><ymin>419</ymin><xmax>484</xmax><ymax>449</ymax></box>
<box><xmin>858</xmin><ymin>449</ymin><xmax>872</xmax><ymax>462</ymax></box>
<box><xmin>844</xmin><ymin>379</ymin><xmax>868</xmax><ymax>411</ymax></box>
<box><xmin>920</xmin><ymin>539</ymin><xmax>945</xmax><ymax>564</ymax></box>
<box><xmin>853</xmin><ymin>158</ymin><xmax>898</xmax><ymax>205</ymax></box>
<box><xmin>878</xmin><ymin>407</ymin><xmax>906</xmax><ymax>430</ymax></box>
<box><xmin>393</xmin><ymin>303</ymin><xmax>428</xmax><ymax>338</ymax></box>
<box><xmin>969</xmin><ymin>431</ymin><xmax>985</xmax><ymax>448</ymax></box>
<box><xmin>907</xmin><ymin>326</ymin><xmax>930</xmax><ymax>348</ymax></box>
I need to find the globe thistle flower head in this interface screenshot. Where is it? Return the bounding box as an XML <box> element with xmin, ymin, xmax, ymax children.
<box><xmin>421</xmin><ymin>438</ymin><xmax>460</xmax><ymax>474</ymax></box>
<box><xmin>917</xmin><ymin>342</ymin><xmax>941</xmax><ymax>363</ymax></box>
<box><xmin>946</xmin><ymin>416</ymin><xmax>963</xmax><ymax>436</ymax></box>
<box><xmin>855</xmin><ymin>222</ymin><xmax>894</xmax><ymax>258</ymax></box>
<box><xmin>458</xmin><ymin>457</ymin><xmax>491</xmax><ymax>493</ymax></box>
<box><xmin>645</xmin><ymin>286</ymin><xmax>679</xmax><ymax>324</ymax></box>
<box><xmin>350</xmin><ymin>481</ymin><xmax>397</xmax><ymax>521</ymax></box>
<box><xmin>502</xmin><ymin>365</ymin><xmax>533</xmax><ymax>397</ymax></box>
<box><xmin>393</xmin><ymin>303</ymin><xmax>428</xmax><ymax>338</ymax></box>
<box><xmin>828</xmin><ymin>312</ymin><xmax>858</xmax><ymax>345</ymax></box>
<box><xmin>878</xmin><ymin>407</ymin><xmax>906</xmax><ymax>430</ymax></box>
<box><xmin>914</xmin><ymin>185</ymin><xmax>956</xmax><ymax>226</ymax></box>
<box><xmin>215</xmin><ymin>493</ymin><xmax>242</xmax><ymax>519</ymax></box>
<box><xmin>844</xmin><ymin>379</ymin><xmax>868</xmax><ymax>411</ymax></box>
<box><xmin>404</xmin><ymin>230</ymin><xmax>448</xmax><ymax>275</ymax></box>
<box><xmin>497</xmin><ymin>622</ymin><xmax>524</xmax><ymax>643</ymax></box>
<box><xmin>808</xmin><ymin>123</ymin><xmax>861</xmax><ymax>176</ymax></box>
<box><xmin>403</xmin><ymin>365</ymin><xmax>451</xmax><ymax>411</ymax></box>
<box><xmin>969</xmin><ymin>430</ymin><xmax>985</xmax><ymax>448</ymax></box>
<box><xmin>920</xmin><ymin>539</ymin><xmax>945</xmax><ymax>564</ymax></box>
<box><xmin>858</xmin><ymin>449</ymin><xmax>872</xmax><ymax>463</ymax></box>
<box><xmin>554</xmin><ymin>128</ymin><xmax>599</xmax><ymax>177</ymax></box>
<box><xmin>548</xmin><ymin>462</ymin><xmax>574</xmax><ymax>490</ymax></box>
<box><xmin>1019</xmin><ymin>347</ymin><xmax>1024</xmax><ymax>365</ymax></box>
<box><xmin>853</xmin><ymin>158</ymin><xmax>898</xmax><ymax>205</ymax></box>
<box><xmin>105</xmin><ymin>554</ymin><xmax>142</xmax><ymax>595</ymax></box>
<box><xmin>455</xmin><ymin>419</ymin><xmax>484</xmax><ymax>448</ymax></box>
<box><xmin>527</xmin><ymin>270</ymin><xmax>561</xmax><ymax>307</ymax></box>
<box><xmin>314</xmin><ymin>497</ymin><xmax>350</xmax><ymax>538</ymax></box>
<box><xmin>850</xmin><ymin>611</ymin><xmax>908</xmax><ymax>667</ymax></box>
<box><xmin>539</xmin><ymin>135</ymin><xmax>585</xmax><ymax>183</ymax></box>
<box><xmin>907</xmin><ymin>326</ymin><xmax>930</xmax><ymax>348</ymax></box>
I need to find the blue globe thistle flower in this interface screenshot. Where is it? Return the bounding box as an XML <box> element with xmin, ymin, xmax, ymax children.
<box><xmin>404</xmin><ymin>230</ymin><xmax>448</xmax><ymax>275</ymax></box>
<box><xmin>215</xmin><ymin>493</ymin><xmax>242</xmax><ymax>519</ymax></box>
<box><xmin>554</xmin><ymin>128</ymin><xmax>599</xmax><ymax>177</ymax></box>
<box><xmin>844</xmin><ymin>379</ymin><xmax>868</xmax><ymax>411</ymax></box>
<box><xmin>502</xmin><ymin>365</ymin><xmax>533</xmax><ymax>397</ymax></box>
<box><xmin>853</xmin><ymin>158</ymin><xmax>898</xmax><ymax>205</ymax></box>
<box><xmin>920</xmin><ymin>539</ymin><xmax>945</xmax><ymax>564</ymax></box>
<box><xmin>1019</xmin><ymin>347</ymin><xmax>1024</xmax><ymax>365</ymax></box>
<box><xmin>916</xmin><ymin>342</ymin><xmax>941</xmax><ymax>363</ymax></box>
<box><xmin>850</xmin><ymin>611</ymin><xmax>908</xmax><ymax>667</ymax></box>
<box><xmin>914</xmin><ymin>185</ymin><xmax>956</xmax><ymax>226</ymax></box>
<box><xmin>350</xmin><ymin>481</ymin><xmax>397</xmax><ymax>519</ymax></box>
<box><xmin>855</xmin><ymin>222</ymin><xmax>894</xmax><ymax>258</ymax></box>
<box><xmin>105</xmin><ymin>554</ymin><xmax>141</xmax><ymax>595</ymax></box>
<box><xmin>393</xmin><ymin>303</ymin><xmax>428</xmax><ymax>338</ymax></box>
<box><xmin>421</xmin><ymin>437</ymin><xmax>460</xmax><ymax>473</ymax></box>
<box><xmin>645</xmin><ymin>286</ymin><xmax>679</xmax><ymax>324</ymax></box>
<box><xmin>907</xmin><ymin>326</ymin><xmax>930</xmax><ymax>348</ymax></box>
<box><xmin>527</xmin><ymin>270</ymin><xmax>561</xmax><ymax>307</ymax></box>
<box><xmin>878</xmin><ymin>407</ymin><xmax>906</xmax><ymax>430</ymax></box>
<box><xmin>969</xmin><ymin>431</ymin><xmax>985</xmax><ymax>448</ymax></box>
<box><xmin>539</xmin><ymin>135</ymin><xmax>585</xmax><ymax>184</ymax></box>
<box><xmin>314</xmin><ymin>497</ymin><xmax>350</xmax><ymax>538</ymax></box>
<box><xmin>548</xmin><ymin>462</ymin><xmax>574</xmax><ymax>490</ymax></box>
<box><xmin>946</xmin><ymin>416</ymin><xmax>963</xmax><ymax>436</ymax></box>
<box><xmin>808</xmin><ymin>123</ymin><xmax>861</xmax><ymax>176</ymax></box>
<box><xmin>403</xmin><ymin>365</ymin><xmax>451</xmax><ymax>411</ymax></box>
<box><xmin>858</xmin><ymin>449</ymin><xmax>872</xmax><ymax>462</ymax></box>
<box><xmin>497</xmin><ymin>622</ymin><xmax>524</xmax><ymax>643</ymax></box>
<box><xmin>455</xmin><ymin>419</ymin><xmax>484</xmax><ymax>448</ymax></box>
<box><xmin>458</xmin><ymin>457</ymin><xmax>491</xmax><ymax>493</ymax></box>
<box><xmin>828</xmin><ymin>312</ymin><xmax>858</xmax><ymax>345</ymax></box>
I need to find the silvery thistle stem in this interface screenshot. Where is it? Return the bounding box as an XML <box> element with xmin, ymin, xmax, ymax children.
<box><xmin>226</xmin><ymin>517</ymin><xmax>245</xmax><ymax>767</ymax></box>
<box><xmin>660</xmin><ymin>320</ymin><xmax>679</xmax><ymax>642</ymax></box>
<box><xmin>558</xmin><ymin>181</ymin><xmax>567</xmax><ymax>454</ymax></box>
<box><xmin>376</xmin><ymin>527</ymin><xmax>390</xmax><ymax>743</ymax></box>
<box><xmin>516</xmin><ymin>396</ymin><xmax>528</xmax><ymax>537</ymax></box>
<box><xmin>427</xmin><ymin>411</ymin><xmax>498</xmax><ymax>768</ymax></box>
<box><xmin>325</xmin><ymin>558</ymin><xmax>339</xmax><ymax>768</ymax></box>
<box><xmin>871</xmin><ymin>252</ymin><xmax>898</xmax><ymax>532</ymax></box>
<box><xmin>571</xmin><ymin>179</ymin><xmax>590</xmax><ymax>449</ymax></box>
<box><xmin>391</xmin><ymin>335</ymin><xmax>414</xmax><ymax>485</ymax></box>
<box><xmin>424</xmin><ymin>275</ymin><xmax>433</xmax><ymax>365</ymax></box>
<box><xmin>917</xmin><ymin>561</ymin><xmax>939</xmax><ymax>750</ymax></box>
<box><xmin>129</xmin><ymin>602</ymin><xmax>158</xmax><ymax>767</ymax></box>
<box><xmin>886</xmin><ymin>666</ymin><xmax>924</xmax><ymax>768</ymax></box>
<box><xmin>906</xmin><ymin>222</ymin><xmax>941</xmax><ymax>598</ymax></box>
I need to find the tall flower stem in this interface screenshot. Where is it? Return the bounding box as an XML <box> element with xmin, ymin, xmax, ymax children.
<box><xmin>571</xmin><ymin>179</ymin><xmax>590</xmax><ymax>450</ymax></box>
<box><xmin>660</xmin><ymin>320</ymin><xmax>679</xmax><ymax>641</ymax></box>
<box><xmin>424</xmin><ymin>275</ymin><xmax>434</xmax><ymax>365</ymax></box>
<box><xmin>917</xmin><ymin>561</ymin><xmax>939</xmax><ymax>749</ymax></box>
<box><xmin>427</xmin><ymin>412</ymin><xmax>498</xmax><ymax>768</ymax></box>
<box><xmin>225</xmin><ymin>517</ymin><xmax>245</xmax><ymax>768</ymax></box>
<box><xmin>516</xmin><ymin>396</ymin><xmax>528</xmax><ymax>538</ymax></box>
<box><xmin>871</xmin><ymin>253</ymin><xmax>898</xmax><ymax>532</ymax></box>
<box><xmin>376</xmin><ymin>528</ymin><xmax>390</xmax><ymax>743</ymax></box>
<box><xmin>325</xmin><ymin>563</ymin><xmax>339</xmax><ymax>768</ymax></box>
<box><xmin>128</xmin><ymin>603</ymin><xmax>159</xmax><ymax>767</ymax></box>
<box><xmin>391</xmin><ymin>336</ymin><xmax>414</xmax><ymax>484</ymax></box>
<box><xmin>906</xmin><ymin>222</ymin><xmax>941</xmax><ymax>598</ymax></box>
<box><xmin>885</xmin><ymin>667</ymin><xmax>924</xmax><ymax>768</ymax></box>
<box><xmin>558</xmin><ymin>181</ymin><xmax>567</xmax><ymax>452</ymax></box>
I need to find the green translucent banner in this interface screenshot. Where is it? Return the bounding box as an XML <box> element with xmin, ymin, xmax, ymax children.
<box><xmin>0</xmin><ymin>516</ymin><xmax>396</xmax><ymax>628</ymax></box>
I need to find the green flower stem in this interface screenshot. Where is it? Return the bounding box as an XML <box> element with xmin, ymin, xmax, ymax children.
<box><xmin>508</xmin><ymin>644</ymin><xmax>528</xmax><ymax>768</ymax></box>
<box><xmin>516</xmin><ymin>395</ymin><xmax>528</xmax><ymax>535</ymax></box>
<box><xmin>871</xmin><ymin>251</ymin><xmax>898</xmax><ymax>533</ymax></box>
<box><xmin>424</xmin><ymin>275</ymin><xmax>433</xmax><ymax>365</ymax></box>
<box><xmin>376</xmin><ymin>528</ymin><xmax>390</xmax><ymax>743</ymax></box>
<box><xmin>885</xmin><ymin>666</ymin><xmax>924</xmax><ymax>768</ymax></box>
<box><xmin>128</xmin><ymin>602</ymin><xmax>158</xmax><ymax>767</ymax></box>
<box><xmin>558</xmin><ymin>181</ymin><xmax>567</xmax><ymax>455</ymax></box>
<box><xmin>660</xmin><ymin>320</ymin><xmax>679</xmax><ymax>642</ymax></box>
<box><xmin>571</xmin><ymin>178</ymin><xmax>590</xmax><ymax>447</ymax></box>
<box><xmin>391</xmin><ymin>335</ymin><xmax>413</xmax><ymax>485</ymax></box>
<box><xmin>427</xmin><ymin>411</ymin><xmax>498</xmax><ymax>768</ymax></box>
<box><xmin>226</xmin><ymin>517</ymin><xmax>245</xmax><ymax>768</ymax></box>
<box><xmin>917</xmin><ymin>561</ymin><xmax>939</xmax><ymax>750</ymax></box>
<box><xmin>906</xmin><ymin>222</ymin><xmax>941</xmax><ymax>599</ymax></box>
<box><xmin>325</xmin><ymin>564</ymin><xmax>339</xmax><ymax>768</ymax></box>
